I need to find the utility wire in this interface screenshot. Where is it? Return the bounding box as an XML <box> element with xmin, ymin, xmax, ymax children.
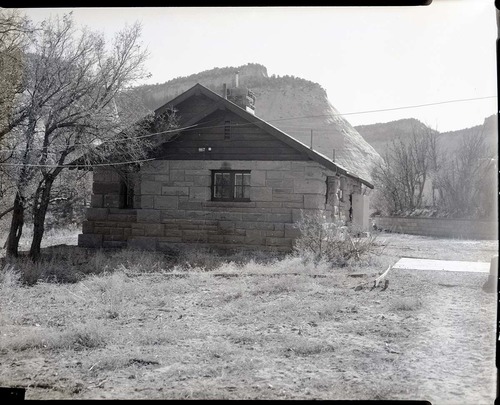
<box><xmin>0</xmin><ymin>157</ymin><xmax>157</xmax><ymax>168</ymax></box>
<box><xmin>0</xmin><ymin>95</ymin><xmax>496</xmax><ymax>168</ymax></box>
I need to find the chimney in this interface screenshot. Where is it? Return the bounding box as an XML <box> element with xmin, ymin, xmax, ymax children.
<box><xmin>222</xmin><ymin>83</ymin><xmax>227</xmax><ymax>99</ymax></box>
<box><xmin>235</xmin><ymin>71</ymin><xmax>239</xmax><ymax>88</ymax></box>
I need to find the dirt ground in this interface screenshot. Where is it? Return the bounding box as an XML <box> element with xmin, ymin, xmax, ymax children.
<box><xmin>0</xmin><ymin>232</ymin><xmax>497</xmax><ymax>402</ymax></box>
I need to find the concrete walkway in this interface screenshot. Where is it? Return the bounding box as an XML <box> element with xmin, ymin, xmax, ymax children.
<box><xmin>393</xmin><ymin>257</ymin><xmax>490</xmax><ymax>273</ymax></box>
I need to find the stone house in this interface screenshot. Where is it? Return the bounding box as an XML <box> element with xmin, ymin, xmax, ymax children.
<box><xmin>78</xmin><ymin>83</ymin><xmax>373</xmax><ymax>252</ymax></box>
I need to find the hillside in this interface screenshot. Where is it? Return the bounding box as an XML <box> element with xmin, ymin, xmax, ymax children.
<box><xmin>131</xmin><ymin>63</ymin><xmax>382</xmax><ymax>183</ymax></box>
<box><xmin>355</xmin><ymin>115</ymin><xmax>497</xmax><ymax>157</ymax></box>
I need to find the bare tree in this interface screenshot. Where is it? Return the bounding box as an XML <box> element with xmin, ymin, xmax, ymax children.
<box><xmin>2</xmin><ymin>14</ymin><xmax>171</xmax><ymax>260</ymax></box>
<box><xmin>0</xmin><ymin>9</ymin><xmax>34</xmax><ymax>140</ymax></box>
<box><xmin>434</xmin><ymin>128</ymin><xmax>496</xmax><ymax>218</ymax></box>
<box><xmin>372</xmin><ymin>123</ymin><xmax>438</xmax><ymax>215</ymax></box>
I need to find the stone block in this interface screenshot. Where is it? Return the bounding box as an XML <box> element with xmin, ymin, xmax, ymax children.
<box><xmin>161</xmin><ymin>209</ymin><xmax>186</xmax><ymax>220</ymax></box>
<box><xmin>103</xmin><ymin>194</ymin><xmax>120</xmax><ymax>208</ymax></box>
<box><xmin>131</xmin><ymin>227</ymin><xmax>145</xmax><ymax>236</ymax></box>
<box><xmin>223</xmin><ymin>235</ymin><xmax>246</xmax><ymax>244</ymax></box>
<box><xmin>103</xmin><ymin>234</ymin><xmax>126</xmax><ymax>242</ymax></box>
<box><xmin>272</xmin><ymin>192</ymin><xmax>303</xmax><ymax>203</ymax></box>
<box><xmin>291</xmin><ymin>162</ymin><xmax>307</xmax><ymax>172</ymax></box>
<box><xmin>154</xmin><ymin>175</ymin><xmax>170</xmax><ymax>182</ymax></box>
<box><xmin>193</xmin><ymin>175</ymin><xmax>211</xmax><ymax>187</ymax></box>
<box><xmin>304</xmin><ymin>194</ymin><xmax>326</xmax><ymax>209</ymax></box>
<box><xmin>141</xmin><ymin>195</ymin><xmax>154</xmax><ymax>209</ymax></box>
<box><xmin>241</xmin><ymin>212</ymin><xmax>267</xmax><ymax>222</ymax></box>
<box><xmin>78</xmin><ymin>233</ymin><xmax>103</xmax><ymax>248</ymax></box>
<box><xmin>283</xmin><ymin>202</ymin><xmax>304</xmax><ymax>209</ymax></box>
<box><xmin>169</xmin><ymin>161</ymin><xmax>197</xmax><ymax>170</ymax></box>
<box><xmin>91</xmin><ymin>194</ymin><xmax>103</xmax><ymax>208</ymax></box>
<box><xmin>254</xmin><ymin>202</ymin><xmax>283</xmax><ymax>208</ymax></box>
<box><xmin>251</xmin><ymin>187</ymin><xmax>273</xmax><ymax>202</ymax></box>
<box><xmin>81</xmin><ymin>221</ymin><xmax>94</xmax><ymax>234</ymax></box>
<box><xmin>208</xmin><ymin>235</ymin><xmax>224</xmax><ymax>244</ymax></box>
<box><xmin>294</xmin><ymin>179</ymin><xmax>326</xmax><ymax>194</ymax></box>
<box><xmin>218</xmin><ymin>221</ymin><xmax>235</xmax><ymax>231</ymax></box>
<box><xmin>142</xmin><ymin>180</ymin><xmax>162</xmax><ymax>195</ymax></box>
<box><xmin>266</xmin><ymin>237</ymin><xmax>293</xmax><ymax>247</ymax></box>
<box><xmin>170</xmin><ymin>170</ymin><xmax>185</xmax><ymax>182</ymax></box>
<box><xmin>154</xmin><ymin>195</ymin><xmax>179</xmax><ymax>210</ymax></box>
<box><xmin>285</xmin><ymin>224</ymin><xmax>301</xmax><ymax>238</ymax></box>
<box><xmin>145</xmin><ymin>224</ymin><xmax>164</xmax><ymax>237</ymax></box>
<box><xmin>266</xmin><ymin>212</ymin><xmax>292</xmax><ymax>223</ymax></box>
<box><xmin>103</xmin><ymin>241</ymin><xmax>127</xmax><ymax>248</ymax></box>
<box><xmin>189</xmin><ymin>187</ymin><xmax>210</xmax><ymax>201</ymax></box>
<box><xmin>266</xmin><ymin>230</ymin><xmax>285</xmax><ymax>237</ymax></box>
<box><xmin>266</xmin><ymin>171</ymin><xmax>284</xmax><ymax>180</ymax></box>
<box><xmin>161</xmin><ymin>186</ymin><xmax>189</xmax><ymax>196</ymax></box>
<box><xmin>163</xmin><ymin>229</ymin><xmax>183</xmax><ymax>238</ymax></box>
<box><xmin>86</xmin><ymin>208</ymin><xmax>109</xmax><ymax>221</ymax></box>
<box><xmin>137</xmin><ymin>209</ymin><xmax>161</xmax><ymax>223</ymax></box>
<box><xmin>142</xmin><ymin>160</ymin><xmax>170</xmax><ymax>173</ymax></box>
<box><xmin>128</xmin><ymin>236</ymin><xmax>158</xmax><ymax>251</ymax></box>
<box><xmin>250</xmin><ymin>170</ymin><xmax>266</xmax><ymax>186</ymax></box>
<box><xmin>255</xmin><ymin>161</ymin><xmax>291</xmax><ymax>171</ymax></box>
<box><xmin>182</xmin><ymin>230</ymin><xmax>208</xmax><ymax>243</ymax></box>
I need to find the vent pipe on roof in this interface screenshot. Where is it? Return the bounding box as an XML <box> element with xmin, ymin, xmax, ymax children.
<box><xmin>235</xmin><ymin>71</ymin><xmax>239</xmax><ymax>88</ymax></box>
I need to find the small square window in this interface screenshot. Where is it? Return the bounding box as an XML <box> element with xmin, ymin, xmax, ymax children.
<box><xmin>212</xmin><ymin>170</ymin><xmax>250</xmax><ymax>201</ymax></box>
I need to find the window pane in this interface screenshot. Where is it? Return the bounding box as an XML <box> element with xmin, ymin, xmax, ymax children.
<box><xmin>234</xmin><ymin>186</ymin><xmax>243</xmax><ymax>199</ymax></box>
<box><xmin>243</xmin><ymin>185</ymin><xmax>250</xmax><ymax>199</ymax></box>
<box><xmin>214</xmin><ymin>173</ymin><xmax>231</xmax><ymax>198</ymax></box>
<box><xmin>235</xmin><ymin>173</ymin><xmax>242</xmax><ymax>186</ymax></box>
<box><xmin>243</xmin><ymin>173</ymin><xmax>251</xmax><ymax>186</ymax></box>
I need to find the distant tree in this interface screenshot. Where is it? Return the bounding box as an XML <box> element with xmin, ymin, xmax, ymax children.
<box><xmin>434</xmin><ymin>128</ymin><xmax>496</xmax><ymax>218</ymax></box>
<box><xmin>372</xmin><ymin>123</ymin><xmax>438</xmax><ymax>215</ymax></box>
<box><xmin>2</xmin><ymin>13</ymin><xmax>174</xmax><ymax>260</ymax></box>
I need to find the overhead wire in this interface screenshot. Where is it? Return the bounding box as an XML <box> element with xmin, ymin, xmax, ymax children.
<box><xmin>0</xmin><ymin>94</ymin><xmax>496</xmax><ymax>168</ymax></box>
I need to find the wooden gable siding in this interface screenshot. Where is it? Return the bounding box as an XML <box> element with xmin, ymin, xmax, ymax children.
<box><xmin>154</xmin><ymin>107</ymin><xmax>309</xmax><ymax>161</ymax></box>
<box><xmin>172</xmin><ymin>93</ymin><xmax>216</xmax><ymax>126</ymax></box>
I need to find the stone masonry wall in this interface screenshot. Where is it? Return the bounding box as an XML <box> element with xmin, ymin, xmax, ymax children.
<box><xmin>79</xmin><ymin>160</ymin><xmax>362</xmax><ymax>251</ymax></box>
<box><xmin>374</xmin><ymin>216</ymin><xmax>498</xmax><ymax>240</ymax></box>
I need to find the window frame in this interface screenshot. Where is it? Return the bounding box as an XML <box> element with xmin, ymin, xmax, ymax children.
<box><xmin>211</xmin><ymin>170</ymin><xmax>251</xmax><ymax>202</ymax></box>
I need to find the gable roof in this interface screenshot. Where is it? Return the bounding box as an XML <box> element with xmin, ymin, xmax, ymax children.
<box><xmin>156</xmin><ymin>83</ymin><xmax>373</xmax><ymax>188</ymax></box>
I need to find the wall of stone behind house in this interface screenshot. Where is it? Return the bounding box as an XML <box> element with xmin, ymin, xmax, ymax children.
<box><xmin>374</xmin><ymin>216</ymin><xmax>498</xmax><ymax>240</ymax></box>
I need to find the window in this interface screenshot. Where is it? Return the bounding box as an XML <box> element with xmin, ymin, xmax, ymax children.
<box><xmin>212</xmin><ymin>170</ymin><xmax>250</xmax><ymax>201</ymax></box>
<box><xmin>119</xmin><ymin>177</ymin><xmax>134</xmax><ymax>209</ymax></box>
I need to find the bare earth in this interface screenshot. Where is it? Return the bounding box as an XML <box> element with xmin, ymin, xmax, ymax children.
<box><xmin>0</xmin><ymin>233</ymin><xmax>497</xmax><ymax>402</ymax></box>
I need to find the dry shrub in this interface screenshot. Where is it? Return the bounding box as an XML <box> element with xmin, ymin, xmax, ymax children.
<box><xmin>294</xmin><ymin>210</ymin><xmax>380</xmax><ymax>267</ymax></box>
<box><xmin>177</xmin><ymin>247</ymin><xmax>224</xmax><ymax>271</ymax></box>
<box><xmin>4</xmin><ymin>255</ymin><xmax>82</xmax><ymax>285</ymax></box>
<box><xmin>1</xmin><ymin>321</ymin><xmax>106</xmax><ymax>352</ymax></box>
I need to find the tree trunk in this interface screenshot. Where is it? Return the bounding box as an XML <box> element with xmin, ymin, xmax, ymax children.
<box><xmin>29</xmin><ymin>178</ymin><xmax>54</xmax><ymax>262</ymax></box>
<box><xmin>6</xmin><ymin>191</ymin><xmax>25</xmax><ymax>257</ymax></box>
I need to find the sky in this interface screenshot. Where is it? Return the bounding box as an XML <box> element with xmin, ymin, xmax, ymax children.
<box><xmin>20</xmin><ymin>2</ymin><xmax>498</xmax><ymax>132</ymax></box>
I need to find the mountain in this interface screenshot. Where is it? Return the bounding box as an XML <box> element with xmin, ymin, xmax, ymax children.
<box><xmin>131</xmin><ymin>63</ymin><xmax>382</xmax><ymax>183</ymax></box>
<box><xmin>355</xmin><ymin>116</ymin><xmax>497</xmax><ymax>157</ymax></box>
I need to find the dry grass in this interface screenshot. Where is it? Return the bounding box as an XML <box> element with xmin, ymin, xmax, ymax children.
<box><xmin>0</xmin><ymin>228</ymin><xmax>497</xmax><ymax>402</ymax></box>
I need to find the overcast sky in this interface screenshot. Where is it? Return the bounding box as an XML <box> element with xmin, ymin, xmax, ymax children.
<box><xmin>21</xmin><ymin>2</ymin><xmax>497</xmax><ymax>132</ymax></box>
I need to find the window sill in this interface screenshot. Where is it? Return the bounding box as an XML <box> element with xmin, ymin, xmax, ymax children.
<box><xmin>204</xmin><ymin>200</ymin><xmax>256</xmax><ymax>208</ymax></box>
